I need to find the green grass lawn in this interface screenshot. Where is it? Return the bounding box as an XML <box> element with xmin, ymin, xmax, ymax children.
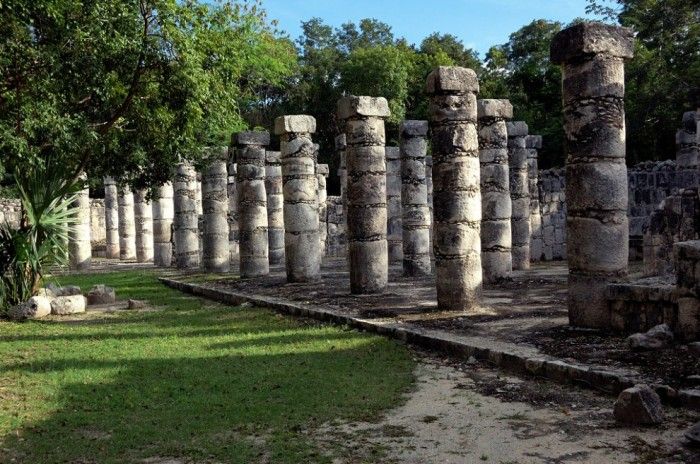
<box><xmin>0</xmin><ymin>270</ymin><xmax>415</xmax><ymax>464</ymax></box>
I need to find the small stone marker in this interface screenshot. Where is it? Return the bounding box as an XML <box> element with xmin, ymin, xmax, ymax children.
<box><xmin>86</xmin><ymin>285</ymin><xmax>116</xmax><ymax>305</ymax></box>
<box><xmin>613</xmin><ymin>384</ymin><xmax>664</xmax><ymax>425</ymax></box>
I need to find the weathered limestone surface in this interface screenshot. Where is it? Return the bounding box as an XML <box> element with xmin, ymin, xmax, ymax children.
<box><xmin>644</xmin><ymin>188</ymin><xmax>699</xmax><ymax>276</ymax></box>
<box><xmin>478</xmin><ymin>99</ymin><xmax>513</xmax><ymax>282</ymax></box>
<box><xmin>507</xmin><ymin>121</ymin><xmax>531</xmax><ymax>270</ymax></box>
<box><xmin>117</xmin><ymin>188</ymin><xmax>136</xmax><ymax>260</ymax></box>
<box><xmin>275</xmin><ymin>117</ymin><xmax>320</xmax><ymax>282</ymax></box>
<box><xmin>89</xmin><ymin>199</ymin><xmax>105</xmax><ymax>250</ymax></box>
<box><xmin>331</xmin><ymin>134</ymin><xmax>348</xmax><ymax>257</ymax></box>
<box><xmin>427</xmin><ymin>67</ymin><xmax>482</xmax><ymax>310</ymax></box>
<box><xmin>236</xmin><ymin>131</ymin><xmax>270</xmax><ymax>278</ymax></box>
<box><xmin>104</xmin><ymin>177</ymin><xmax>120</xmax><ymax>259</ymax></box>
<box><xmin>527</xmin><ymin>135</ymin><xmax>544</xmax><ymax>262</ymax></box>
<box><xmin>339</xmin><ymin>96</ymin><xmax>391</xmax><ymax>294</ymax></box>
<box><xmin>317</xmin><ymin>163</ymin><xmax>329</xmax><ymax>255</ymax></box>
<box><xmin>152</xmin><ymin>183</ymin><xmax>174</xmax><ymax>267</ymax></box>
<box><xmin>173</xmin><ymin>161</ymin><xmax>200</xmax><ymax>269</ymax></box>
<box><xmin>134</xmin><ymin>189</ymin><xmax>154</xmax><ymax>263</ymax></box>
<box><xmin>386</xmin><ymin>146</ymin><xmax>403</xmax><ymax>263</ymax></box>
<box><xmin>326</xmin><ymin>196</ymin><xmax>346</xmax><ymax>257</ymax></box>
<box><xmin>538</xmin><ymin>168</ymin><xmax>567</xmax><ymax>261</ymax></box>
<box><xmin>400</xmin><ymin>120</ymin><xmax>431</xmax><ymax>276</ymax></box>
<box><xmin>202</xmin><ymin>149</ymin><xmax>230</xmax><ymax>273</ymax></box>
<box><xmin>227</xmin><ymin>159</ymin><xmax>239</xmax><ymax>263</ymax></box>
<box><xmin>69</xmin><ymin>174</ymin><xmax>92</xmax><ymax>270</ymax></box>
<box><xmin>266</xmin><ymin>151</ymin><xmax>285</xmax><ymax>265</ymax></box>
<box><xmin>675</xmin><ymin>240</ymin><xmax>700</xmax><ymax>340</ymax></box>
<box><xmin>551</xmin><ymin>22</ymin><xmax>634</xmax><ymax>329</ymax></box>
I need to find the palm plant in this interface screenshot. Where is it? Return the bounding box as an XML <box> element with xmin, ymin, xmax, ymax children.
<box><xmin>0</xmin><ymin>157</ymin><xmax>81</xmax><ymax>312</ymax></box>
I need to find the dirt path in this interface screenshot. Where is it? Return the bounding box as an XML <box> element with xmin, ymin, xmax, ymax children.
<box><xmin>314</xmin><ymin>354</ymin><xmax>697</xmax><ymax>464</ymax></box>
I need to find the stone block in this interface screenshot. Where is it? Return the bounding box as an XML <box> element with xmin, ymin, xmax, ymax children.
<box><xmin>50</xmin><ymin>295</ymin><xmax>87</xmax><ymax>315</ymax></box>
<box><xmin>613</xmin><ymin>384</ymin><xmax>664</xmax><ymax>425</ymax></box>
<box><xmin>236</xmin><ymin>130</ymin><xmax>270</xmax><ymax>146</ymax></box>
<box><xmin>86</xmin><ymin>285</ymin><xmax>116</xmax><ymax>305</ymax></box>
<box><xmin>337</xmin><ymin>96</ymin><xmax>390</xmax><ymax>119</ymax></box>
<box><xmin>477</xmin><ymin>99</ymin><xmax>513</xmax><ymax>119</ymax></box>
<box><xmin>400</xmin><ymin>120</ymin><xmax>429</xmax><ymax>137</ymax></box>
<box><xmin>8</xmin><ymin>296</ymin><xmax>51</xmax><ymax>321</ymax></box>
<box><xmin>274</xmin><ymin>115</ymin><xmax>316</xmax><ymax>135</ymax></box>
<box><xmin>506</xmin><ymin>121</ymin><xmax>529</xmax><ymax>137</ymax></box>
<box><xmin>426</xmin><ymin>66</ymin><xmax>479</xmax><ymax>94</ymax></box>
<box><xmin>550</xmin><ymin>22</ymin><xmax>635</xmax><ymax>64</ymax></box>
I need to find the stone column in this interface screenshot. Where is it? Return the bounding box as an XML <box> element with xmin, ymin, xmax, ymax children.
<box><xmin>478</xmin><ymin>99</ymin><xmax>513</xmax><ymax>282</ymax></box>
<box><xmin>227</xmin><ymin>159</ymin><xmax>239</xmax><ymax>264</ymax></box>
<box><xmin>399</xmin><ymin>120</ymin><xmax>431</xmax><ymax>276</ymax></box>
<box><xmin>507</xmin><ymin>121</ymin><xmax>531</xmax><ymax>270</ymax></box>
<box><xmin>235</xmin><ymin>131</ymin><xmax>270</xmax><ymax>278</ymax></box>
<box><xmin>173</xmin><ymin>161</ymin><xmax>200</xmax><ymax>269</ymax></box>
<box><xmin>195</xmin><ymin>175</ymin><xmax>203</xmax><ymax>216</ymax></box>
<box><xmin>427</xmin><ymin>66</ymin><xmax>482</xmax><ymax>310</ymax></box>
<box><xmin>338</xmin><ymin>96</ymin><xmax>391</xmax><ymax>294</ymax></box>
<box><xmin>117</xmin><ymin>188</ymin><xmax>136</xmax><ymax>260</ymax></box>
<box><xmin>336</xmin><ymin>135</ymin><xmax>348</xmax><ymax>203</ymax></box>
<box><xmin>153</xmin><ymin>183</ymin><xmax>174</xmax><ymax>267</ymax></box>
<box><xmin>386</xmin><ymin>146</ymin><xmax>403</xmax><ymax>263</ymax></box>
<box><xmin>265</xmin><ymin>150</ymin><xmax>285</xmax><ymax>265</ymax></box>
<box><xmin>202</xmin><ymin>148</ymin><xmax>230</xmax><ymax>273</ymax></box>
<box><xmin>551</xmin><ymin>22</ymin><xmax>634</xmax><ymax>328</ymax></box>
<box><xmin>527</xmin><ymin>135</ymin><xmax>544</xmax><ymax>262</ymax></box>
<box><xmin>275</xmin><ymin>117</ymin><xmax>320</xmax><ymax>282</ymax></box>
<box><xmin>104</xmin><ymin>177</ymin><xmax>120</xmax><ymax>259</ymax></box>
<box><xmin>335</xmin><ymin>134</ymin><xmax>349</xmax><ymax>255</ymax></box>
<box><xmin>677</xmin><ymin>111</ymin><xmax>699</xmax><ymax>188</ymax></box>
<box><xmin>134</xmin><ymin>189</ymin><xmax>154</xmax><ymax>263</ymax></box>
<box><xmin>317</xmin><ymin>163</ymin><xmax>329</xmax><ymax>256</ymax></box>
<box><xmin>69</xmin><ymin>173</ymin><xmax>92</xmax><ymax>270</ymax></box>
<box><xmin>426</xmin><ymin>154</ymin><xmax>434</xmax><ymax>253</ymax></box>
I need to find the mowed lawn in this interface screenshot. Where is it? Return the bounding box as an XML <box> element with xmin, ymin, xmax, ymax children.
<box><xmin>0</xmin><ymin>270</ymin><xmax>415</xmax><ymax>463</ymax></box>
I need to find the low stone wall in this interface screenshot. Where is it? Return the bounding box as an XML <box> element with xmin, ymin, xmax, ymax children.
<box><xmin>643</xmin><ymin>188</ymin><xmax>699</xmax><ymax>276</ymax></box>
<box><xmin>628</xmin><ymin>161</ymin><xmax>680</xmax><ymax>259</ymax></box>
<box><xmin>675</xmin><ymin>240</ymin><xmax>700</xmax><ymax>339</ymax></box>
<box><xmin>606</xmin><ymin>279</ymin><xmax>677</xmax><ymax>334</ymax></box>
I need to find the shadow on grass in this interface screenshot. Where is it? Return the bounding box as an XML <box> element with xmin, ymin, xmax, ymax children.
<box><xmin>0</xmin><ymin>271</ymin><xmax>416</xmax><ymax>464</ymax></box>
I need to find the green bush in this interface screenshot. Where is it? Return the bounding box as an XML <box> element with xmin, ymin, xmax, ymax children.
<box><xmin>0</xmin><ymin>158</ymin><xmax>80</xmax><ymax>313</ymax></box>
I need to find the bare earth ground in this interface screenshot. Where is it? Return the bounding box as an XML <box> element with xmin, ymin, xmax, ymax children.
<box><xmin>185</xmin><ymin>258</ymin><xmax>699</xmax><ymax>388</ymax></box>
<box><xmin>312</xmin><ymin>352</ymin><xmax>699</xmax><ymax>464</ymax></box>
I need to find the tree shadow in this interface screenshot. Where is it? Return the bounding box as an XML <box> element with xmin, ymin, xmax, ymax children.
<box><xmin>0</xmin><ymin>307</ymin><xmax>414</xmax><ymax>464</ymax></box>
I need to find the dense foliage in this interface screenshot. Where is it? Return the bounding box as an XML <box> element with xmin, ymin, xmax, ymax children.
<box><xmin>0</xmin><ymin>0</ymin><xmax>296</xmax><ymax>190</ymax></box>
<box><xmin>3</xmin><ymin>1</ymin><xmax>695</xmax><ymax>191</ymax></box>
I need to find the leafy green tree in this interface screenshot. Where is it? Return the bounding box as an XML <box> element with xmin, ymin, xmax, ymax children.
<box><xmin>341</xmin><ymin>44</ymin><xmax>415</xmax><ymax>128</ymax></box>
<box><xmin>587</xmin><ymin>0</ymin><xmax>700</xmax><ymax>163</ymax></box>
<box><xmin>419</xmin><ymin>33</ymin><xmax>480</xmax><ymax>70</ymax></box>
<box><xmin>0</xmin><ymin>0</ymin><xmax>295</xmax><ymax>190</ymax></box>
<box><xmin>479</xmin><ymin>20</ymin><xmax>564</xmax><ymax>168</ymax></box>
<box><xmin>336</xmin><ymin>18</ymin><xmax>395</xmax><ymax>53</ymax></box>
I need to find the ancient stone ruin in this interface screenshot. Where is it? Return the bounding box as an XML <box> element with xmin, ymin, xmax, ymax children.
<box><xmin>17</xmin><ymin>22</ymin><xmax>693</xmax><ymax>346</ymax></box>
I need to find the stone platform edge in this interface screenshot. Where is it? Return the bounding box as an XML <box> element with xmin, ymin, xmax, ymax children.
<box><xmin>159</xmin><ymin>276</ymin><xmax>700</xmax><ymax>411</ymax></box>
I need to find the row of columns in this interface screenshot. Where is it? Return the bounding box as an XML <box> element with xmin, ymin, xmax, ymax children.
<box><xmin>86</xmin><ymin>21</ymin><xmax>632</xmax><ymax>332</ymax></box>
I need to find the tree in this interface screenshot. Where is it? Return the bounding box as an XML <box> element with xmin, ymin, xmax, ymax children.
<box><xmin>341</xmin><ymin>44</ymin><xmax>415</xmax><ymax>128</ymax></box>
<box><xmin>478</xmin><ymin>20</ymin><xmax>564</xmax><ymax>168</ymax></box>
<box><xmin>0</xmin><ymin>0</ymin><xmax>295</xmax><ymax>190</ymax></box>
<box><xmin>419</xmin><ymin>33</ymin><xmax>480</xmax><ymax>70</ymax></box>
<box><xmin>587</xmin><ymin>0</ymin><xmax>700</xmax><ymax>163</ymax></box>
